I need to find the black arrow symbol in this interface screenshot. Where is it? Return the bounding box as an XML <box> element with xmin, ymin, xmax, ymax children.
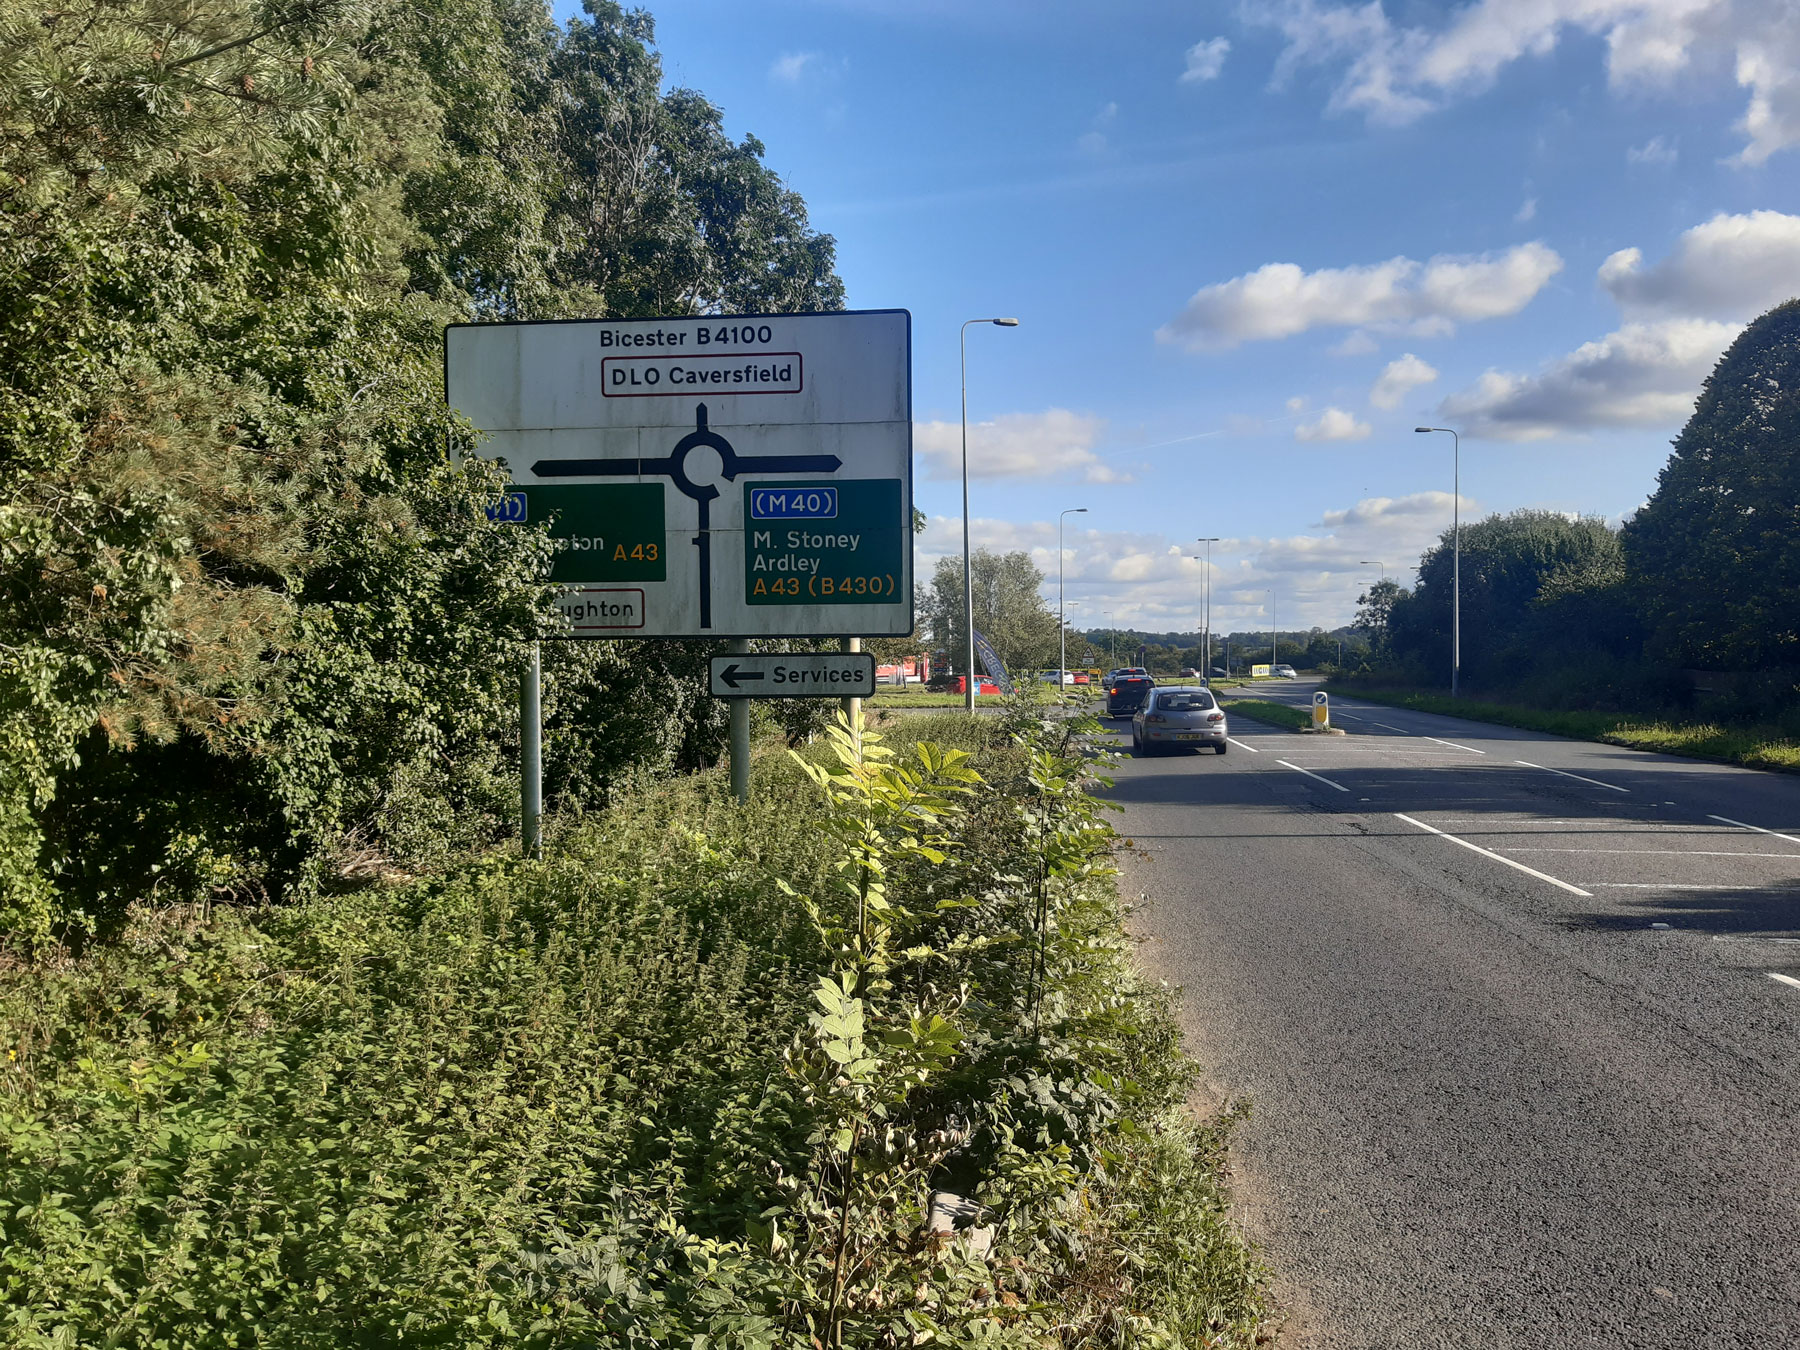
<box><xmin>719</xmin><ymin>663</ymin><xmax>766</xmax><ymax>690</ymax></box>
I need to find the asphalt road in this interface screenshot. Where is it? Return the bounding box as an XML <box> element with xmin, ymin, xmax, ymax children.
<box><xmin>1104</xmin><ymin>680</ymin><xmax>1800</xmax><ymax>1349</ymax></box>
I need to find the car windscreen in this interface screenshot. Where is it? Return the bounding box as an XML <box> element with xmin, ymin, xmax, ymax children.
<box><xmin>1154</xmin><ymin>692</ymin><xmax>1214</xmax><ymax>711</ymax></box>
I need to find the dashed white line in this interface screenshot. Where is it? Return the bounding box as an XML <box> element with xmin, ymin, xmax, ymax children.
<box><xmin>1227</xmin><ymin>737</ymin><xmax>1260</xmax><ymax>753</ymax></box>
<box><xmin>1371</xmin><ymin>722</ymin><xmax>1412</xmax><ymax>734</ymax></box>
<box><xmin>1393</xmin><ymin>813</ymin><xmax>1593</xmax><ymax>896</ymax></box>
<box><xmin>1506</xmin><ymin>848</ymin><xmax>1800</xmax><ymax>858</ymax></box>
<box><xmin>1583</xmin><ymin>882</ymin><xmax>1792</xmax><ymax>890</ymax></box>
<box><xmin>1514</xmin><ymin>760</ymin><xmax>1630</xmax><ymax>793</ymax></box>
<box><xmin>1277</xmin><ymin>760</ymin><xmax>1349</xmax><ymax>792</ymax></box>
<box><xmin>1768</xmin><ymin>973</ymin><xmax>1800</xmax><ymax>992</ymax></box>
<box><xmin>1426</xmin><ymin>736</ymin><xmax>1485</xmax><ymax>755</ymax></box>
<box><xmin>1708</xmin><ymin>814</ymin><xmax>1800</xmax><ymax>849</ymax></box>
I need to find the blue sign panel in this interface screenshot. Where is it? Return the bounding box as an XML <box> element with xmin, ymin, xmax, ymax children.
<box><xmin>485</xmin><ymin>491</ymin><xmax>528</xmax><ymax>523</ymax></box>
<box><xmin>749</xmin><ymin>485</ymin><xmax>838</xmax><ymax>520</ymax></box>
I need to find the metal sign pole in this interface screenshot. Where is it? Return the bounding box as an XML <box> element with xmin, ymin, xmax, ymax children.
<box><xmin>729</xmin><ymin>638</ymin><xmax>750</xmax><ymax>803</ymax></box>
<box><xmin>841</xmin><ymin>635</ymin><xmax>862</xmax><ymax>756</ymax></box>
<box><xmin>522</xmin><ymin>642</ymin><xmax>542</xmax><ymax>858</ymax></box>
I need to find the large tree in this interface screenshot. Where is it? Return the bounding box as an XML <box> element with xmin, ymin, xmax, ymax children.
<box><xmin>922</xmin><ymin>549</ymin><xmax>1060</xmax><ymax>680</ymax></box>
<box><xmin>1623</xmin><ymin>299</ymin><xmax>1800</xmax><ymax>672</ymax></box>
<box><xmin>1387</xmin><ymin>510</ymin><xmax>1625</xmax><ymax>687</ymax></box>
<box><xmin>0</xmin><ymin>0</ymin><xmax>845</xmax><ymax>935</ymax></box>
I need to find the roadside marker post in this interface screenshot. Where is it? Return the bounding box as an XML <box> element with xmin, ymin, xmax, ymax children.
<box><xmin>447</xmin><ymin>310</ymin><xmax>913</xmax><ymax>816</ymax></box>
<box><xmin>1313</xmin><ymin>690</ymin><xmax>1330</xmax><ymax>731</ymax></box>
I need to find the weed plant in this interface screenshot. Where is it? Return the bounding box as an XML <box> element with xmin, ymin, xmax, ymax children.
<box><xmin>1</xmin><ymin>703</ymin><xmax>1267</xmax><ymax>1347</ymax></box>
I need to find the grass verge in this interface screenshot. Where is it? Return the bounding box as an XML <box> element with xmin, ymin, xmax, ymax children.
<box><xmin>1326</xmin><ymin>685</ymin><xmax>1800</xmax><ymax>772</ymax></box>
<box><xmin>1220</xmin><ymin>697</ymin><xmax>1312</xmax><ymax>732</ymax></box>
<box><xmin>1</xmin><ymin>708</ymin><xmax>1269</xmax><ymax>1347</ymax></box>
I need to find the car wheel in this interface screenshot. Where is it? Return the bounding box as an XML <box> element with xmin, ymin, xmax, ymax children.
<box><xmin>1215</xmin><ymin>742</ymin><xmax>1228</xmax><ymax>755</ymax></box>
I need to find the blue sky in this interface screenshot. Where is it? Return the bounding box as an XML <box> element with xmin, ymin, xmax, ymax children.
<box><xmin>560</xmin><ymin>0</ymin><xmax>1800</xmax><ymax>635</ymax></box>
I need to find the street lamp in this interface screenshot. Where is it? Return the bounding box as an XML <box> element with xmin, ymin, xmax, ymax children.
<box><xmin>1103</xmin><ymin>611</ymin><xmax>1114</xmax><ymax>668</ymax></box>
<box><xmin>1197</xmin><ymin>537</ymin><xmax>1220</xmax><ymax>685</ymax></box>
<box><xmin>1268</xmin><ymin>589</ymin><xmax>1276</xmax><ymax>670</ymax></box>
<box><xmin>1359</xmin><ymin>559</ymin><xmax>1386</xmax><ymax>581</ymax></box>
<box><xmin>1415</xmin><ymin>426</ymin><xmax>1461</xmax><ymax>697</ymax></box>
<box><xmin>961</xmin><ymin>318</ymin><xmax>1020</xmax><ymax>710</ymax></box>
<box><xmin>1059</xmin><ymin>507</ymin><xmax>1087</xmax><ymax>689</ymax></box>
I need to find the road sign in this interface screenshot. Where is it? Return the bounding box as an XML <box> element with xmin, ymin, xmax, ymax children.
<box><xmin>446</xmin><ymin>310</ymin><xmax>912</xmax><ymax>638</ymax></box>
<box><xmin>1313</xmin><ymin>690</ymin><xmax>1330</xmax><ymax>728</ymax></box>
<box><xmin>709</xmin><ymin>652</ymin><xmax>876</xmax><ymax>699</ymax></box>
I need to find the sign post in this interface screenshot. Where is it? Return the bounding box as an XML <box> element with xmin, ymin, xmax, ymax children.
<box><xmin>447</xmin><ymin>310</ymin><xmax>912</xmax><ymax>812</ymax></box>
<box><xmin>1313</xmin><ymin>690</ymin><xmax>1330</xmax><ymax>731</ymax></box>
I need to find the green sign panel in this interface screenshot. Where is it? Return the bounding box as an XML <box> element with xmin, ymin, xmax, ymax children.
<box><xmin>501</xmin><ymin>484</ymin><xmax>666</xmax><ymax>583</ymax></box>
<box><xmin>743</xmin><ymin>478</ymin><xmax>904</xmax><ymax>606</ymax></box>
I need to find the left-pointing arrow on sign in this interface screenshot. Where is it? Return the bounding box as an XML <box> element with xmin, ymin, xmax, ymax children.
<box><xmin>718</xmin><ymin>663</ymin><xmax>766</xmax><ymax>690</ymax></box>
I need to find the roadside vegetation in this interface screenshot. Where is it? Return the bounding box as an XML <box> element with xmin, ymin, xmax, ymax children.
<box><xmin>1325</xmin><ymin>687</ymin><xmax>1800</xmax><ymax>773</ymax></box>
<box><xmin>1339</xmin><ymin>301</ymin><xmax>1800</xmax><ymax>765</ymax></box>
<box><xmin>1</xmin><ymin>707</ymin><xmax>1269</xmax><ymax>1346</ymax></box>
<box><xmin>1217</xmin><ymin>698</ymin><xmax>1310</xmax><ymax>732</ymax></box>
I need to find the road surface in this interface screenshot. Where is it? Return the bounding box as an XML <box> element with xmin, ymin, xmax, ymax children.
<box><xmin>1106</xmin><ymin>680</ymin><xmax>1800</xmax><ymax>1349</ymax></box>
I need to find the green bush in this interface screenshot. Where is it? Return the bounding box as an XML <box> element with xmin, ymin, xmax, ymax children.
<box><xmin>1</xmin><ymin>710</ymin><xmax>1269</xmax><ymax>1347</ymax></box>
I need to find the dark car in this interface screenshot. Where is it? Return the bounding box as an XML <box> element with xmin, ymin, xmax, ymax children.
<box><xmin>1106</xmin><ymin>673</ymin><xmax>1155</xmax><ymax>717</ymax></box>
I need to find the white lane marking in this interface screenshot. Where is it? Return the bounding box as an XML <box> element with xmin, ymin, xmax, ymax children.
<box><xmin>1370</xmin><ymin>722</ymin><xmax>1412</xmax><ymax>734</ymax></box>
<box><xmin>1393</xmin><ymin>813</ymin><xmax>1593</xmax><ymax>896</ymax></box>
<box><xmin>1507</xmin><ymin>848</ymin><xmax>1800</xmax><ymax>858</ymax></box>
<box><xmin>1332</xmin><ymin>712</ymin><xmax>1365</xmax><ymax>722</ymax></box>
<box><xmin>1227</xmin><ymin>737</ymin><xmax>1260</xmax><ymax>753</ymax></box>
<box><xmin>1426</xmin><ymin>736</ymin><xmax>1485</xmax><ymax>754</ymax></box>
<box><xmin>1277</xmin><ymin>760</ymin><xmax>1349</xmax><ymax>792</ymax></box>
<box><xmin>1514</xmin><ymin>759</ymin><xmax>1630</xmax><ymax>793</ymax></box>
<box><xmin>1708</xmin><ymin>814</ymin><xmax>1800</xmax><ymax>849</ymax></box>
<box><xmin>1583</xmin><ymin>882</ymin><xmax>1798</xmax><ymax>890</ymax></box>
<box><xmin>1767</xmin><ymin>973</ymin><xmax>1800</xmax><ymax>992</ymax></box>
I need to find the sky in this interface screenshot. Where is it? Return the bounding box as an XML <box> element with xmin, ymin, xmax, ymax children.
<box><xmin>557</xmin><ymin>0</ymin><xmax>1800</xmax><ymax>638</ymax></box>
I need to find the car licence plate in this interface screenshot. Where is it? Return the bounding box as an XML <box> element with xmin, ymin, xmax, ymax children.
<box><xmin>1176</xmin><ymin>733</ymin><xmax>1206</xmax><ymax>740</ymax></box>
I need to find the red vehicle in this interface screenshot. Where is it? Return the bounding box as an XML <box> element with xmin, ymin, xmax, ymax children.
<box><xmin>947</xmin><ymin>676</ymin><xmax>1001</xmax><ymax>695</ymax></box>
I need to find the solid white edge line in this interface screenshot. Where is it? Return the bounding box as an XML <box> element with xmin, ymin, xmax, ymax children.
<box><xmin>1768</xmin><ymin>973</ymin><xmax>1800</xmax><ymax>992</ymax></box>
<box><xmin>1393</xmin><ymin>813</ymin><xmax>1593</xmax><ymax>896</ymax></box>
<box><xmin>1426</xmin><ymin>736</ymin><xmax>1485</xmax><ymax>754</ymax></box>
<box><xmin>1227</xmin><ymin>737</ymin><xmax>1260</xmax><ymax>753</ymax></box>
<box><xmin>1515</xmin><ymin>759</ymin><xmax>1631</xmax><ymax>793</ymax></box>
<box><xmin>1277</xmin><ymin>759</ymin><xmax>1349</xmax><ymax>792</ymax></box>
<box><xmin>1707</xmin><ymin>814</ymin><xmax>1800</xmax><ymax>849</ymax></box>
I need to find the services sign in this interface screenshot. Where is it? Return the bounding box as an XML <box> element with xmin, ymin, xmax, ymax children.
<box><xmin>445</xmin><ymin>310</ymin><xmax>912</xmax><ymax>638</ymax></box>
<box><xmin>708</xmin><ymin>652</ymin><xmax>876</xmax><ymax>700</ymax></box>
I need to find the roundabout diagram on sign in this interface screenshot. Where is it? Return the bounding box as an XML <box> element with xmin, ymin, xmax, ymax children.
<box><xmin>533</xmin><ymin>402</ymin><xmax>841</xmax><ymax>628</ymax></box>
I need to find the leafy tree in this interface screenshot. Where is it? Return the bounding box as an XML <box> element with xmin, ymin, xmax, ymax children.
<box><xmin>1354</xmin><ymin>579</ymin><xmax>1407</xmax><ymax>653</ymax></box>
<box><xmin>0</xmin><ymin>0</ymin><xmax>845</xmax><ymax>936</ymax></box>
<box><xmin>1623</xmin><ymin>299</ymin><xmax>1800</xmax><ymax>673</ymax></box>
<box><xmin>922</xmin><ymin>549</ymin><xmax>1059</xmax><ymax>679</ymax></box>
<box><xmin>1387</xmin><ymin>510</ymin><xmax>1625</xmax><ymax>688</ymax></box>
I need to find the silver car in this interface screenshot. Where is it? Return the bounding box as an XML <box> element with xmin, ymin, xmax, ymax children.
<box><xmin>1132</xmin><ymin>687</ymin><xmax>1229</xmax><ymax>755</ymax></box>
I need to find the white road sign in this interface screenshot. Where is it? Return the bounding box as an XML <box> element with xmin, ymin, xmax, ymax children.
<box><xmin>445</xmin><ymin>310</ymin><xmax>912</xmax><ymax>638</ymax></box>
<box><xmin>708</xmin><ymin>652</ymin><xmax>876</xmax><ymax>699</ymax></box>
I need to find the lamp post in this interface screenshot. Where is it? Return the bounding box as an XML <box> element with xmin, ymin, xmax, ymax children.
<box><xmin>1415</xmin><ymin>427</ymin><xmax>1461</xmax><ymax>697</ymax></box>
<box><xmin>960</xmin><ymin>318</ymin><xmax>1020</xmax><ymax>710</ymax></box>
<box><xmin>1103</xmin><ymin>611</ymin><xmax>1115</xmax><ymax>668</ymax></box>
<box><xmin>1197</xmin><ymin>537</ymin><xmax>1220</xmax><ymax>685</ymax></box>
<box><xmin>1359</xmin><ymin>559</ymin><xmax>1386</xmax><ymax>581</ymax></box>
<box><xmin>1268</xmin><ymin>589</ymin><xmax>1276</xmax><ymax>670</ymax></box>
<box><xmin>1059</xmin><ymin>507</ymin><xmax>1087</xmax><ymax>689</ymax></box>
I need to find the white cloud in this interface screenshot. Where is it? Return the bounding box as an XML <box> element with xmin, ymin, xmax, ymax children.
<box><xmin>1076</xmin><ymin>101</ymin><xmax>1118</xmax><ymax>155</ymax></box>
<box><xmin>1157</xmin><ymin>241</ymin><xmax>1562</xmax><ymax>349</ymax></box>
<box><xmin>769</xmin><ymin>51</ymin><xmax>818</xmax><ymax>82</ymax></box>
<box><xmin>1369</xmin><ymin>352</ymin><xmax>1440</xmax><ymax>408</ymax></box>
<box><xmin>916</xmin><ymin>490</ymin><xmax>1465</xmax><ymax>630</ymax></box>
<box><xmin>1182</xmin><ymin>36</ymin><xmax>1232</xmax><ymax>83</ymax></box>
<box><xmin>1598</xmin><ymin>209</ymin><xmax>1800</xmax><ymax>319</ymax></box>
<box><xmin>1627</xmin><ymin>135</ymin><xmax>1678</xmax><ymax>164</ymax></box>
<box><xmin>1736</xmin><ymin>13</ymin><xmax>1800</xmax><ymax>165</ymax></box>
<box><xmin>1437</xmin><ymin>318</ymin><xmax>1739</xmax><ymax>440</ymax></box>
<box><xmin>1330</xmin><ymin>329</ymin><xmax>1379</xmax><ymax>356</ymax></box>
<box><xmin>1294</xmin><ymin>406</ymin><xmax>1372</xmax><ymax>441</ymax></box>
<box><xmin>1243</xmin><ymin>0</ymin><xmax>1800</xmax><ymax>163</ymax></box>
<box><xmin>1515</xmin><ymin>196</ymin><xmax>1538</xmax><ymax>223</ymax></box>
<box><xmin>914</xmin><ymin>408</ymin><xmax>1126</xmax><ymax>483</ymax></box>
